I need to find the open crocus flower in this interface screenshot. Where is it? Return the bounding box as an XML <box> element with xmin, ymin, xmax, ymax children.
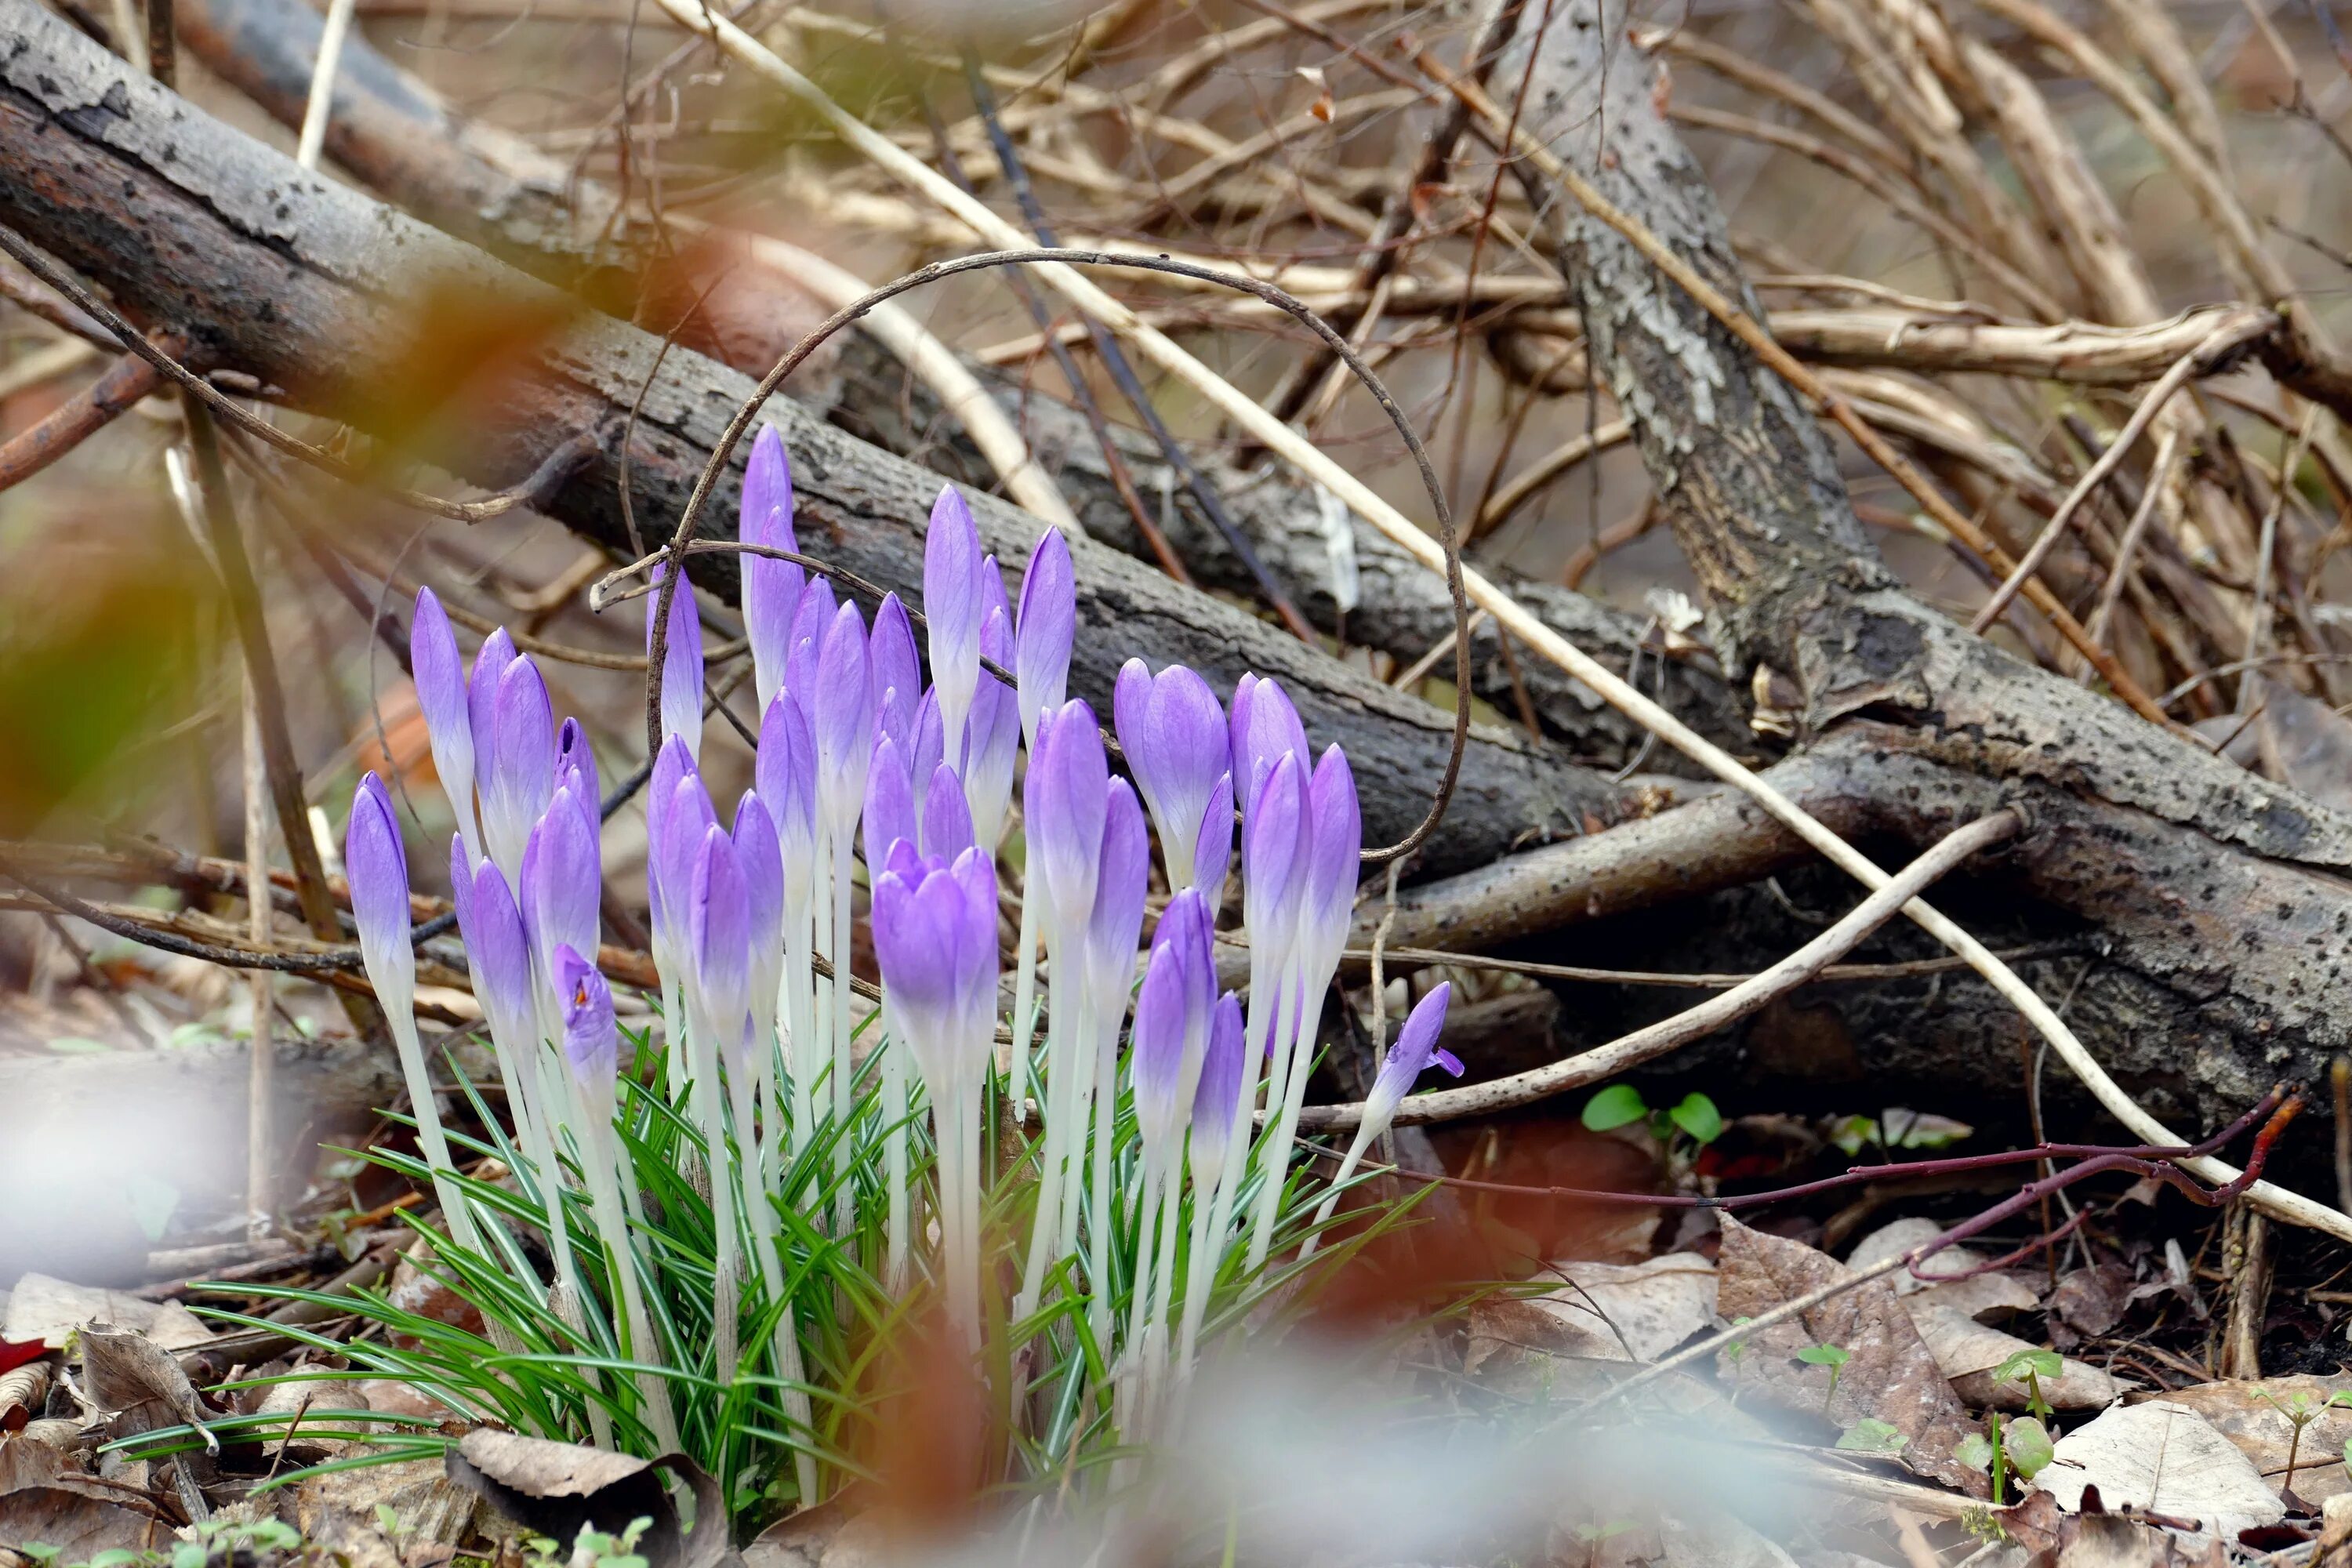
<box><xmin>741</xmin><ymin>424</ymin><xmax>804</xmax><ymax>711</ymax></box>
<box><xmin>648</xmin><ymin>562</ymin><xmax>706</xmax><ymax>760</ymax></box>
<box><xmin>481</xmin><ymin>653</ymin><xmax>555</xmax><ymax>888</ymax></box>
<box><xmin>556</xmin><ymin>942</ymin><xmax>618</xmax><ymax>1098</ymax></box>
<box><xmin>409</xmin><ymin>588</ymin><xmax>479</xmax><ymax>845</ymax></box>
<box><xmin>1015</xmin><ymin>526</ymin><xmax>1074</xmax><ymax>745</ymax></box>
<box><xmin>1113</xmin><ymin>659</ymin><xmax>1229</xmax><ymax>894</ymax></box>
<box><xmin>924</xmin><ymin>485</ymin><xmax>986</xmax><ymax>760</ymax></box>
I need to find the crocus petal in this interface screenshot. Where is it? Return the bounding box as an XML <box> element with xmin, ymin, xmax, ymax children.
<box><xmin>924</xmin><ymin>485</ymin><xmax>985</xmax><ymax>756</ymax></box>
<box><xmin>949</xmin><ymin>845</ymin><xmax>1000</xmax><ymax>1069</ymax></box>
<box><xmin>869</xmin><ymin>851</ymin><xmax>962</xmax><ymax>1089</ymax></box>
<box><xmin>735</xmin><ymin>789</ymin><xmax>784</xmax><ymax>1040</ymax></box>
<box><xmin>648</xmin><ymin>562</ymin><xmax>706</xmax><ymax>759</ymax></box>
<box><xmin>556</xmin><ymin>942</ymin><xmax>619</xmax><ymax>1094</ymax></box>
<box><xmin>1087</xmin><ymin>779</ymin><xmax>1149</xmax><ymax>1017</ymax></box>
<box><xmin>1129</xmin><ymin>938</ymin><xmax>1189</xmax><ymax>1153</ymax></box>
<box><xmin>964</xmin><ymin>607</ymin><xmax>1018</xmax><ymax>845</ymax></box>
<box><xmin>814</xmin><ymin>601</ymin><xmax>873</xmax><ymax>832</ymax></box>
<box><xmin>1363</xmin><ymin>982</ymin><xmax>1455</xmax><ymax>1139</ymax></box>
<box><xmin>1298</xmin><ymin>745</ymin><xmax>1360</xmax><ymax>969</ymax></box>
<box><xmin>869</xmin><ymin>592</ymin><xmax>920</xmax><ymax>752</ymax></box>
<box><xmin>756</xmin><ymin>692</ymin><xmax>818</xmax><ymax>905</ymax></box>
<box><xmin>468</xmin><ymin>853</ymin><xmax>538</xmax><ymax>1042</ymax></box>
<box><xmin>1240</xmin><ymin>753</ymin><xmax>1305</xmax><ymax>953</ymax></box>
<box><xmin>555</xmin><ymin>718</ymin><xmax>599</xmax><ymax>818</ymax></box>
<box><xmin>344</xmin><ymin>773</ymin><xmax>414</xmax><ymax>993</ymax></box>
<box><xmin>1015</xmin><ymin>527</ymin><xmax>1074</xmax><ymax>744</ymax></box>
<box><xmin>466</xmin><ymin>627</ymin><xmax>517</xmax><ymax>779</ymax></box>
<box><xmin>742</xmin><ymin>425</ymin><xmax>804</xmax><ymax>711</ymax></box>
<box><xmin>862</xmin><ymin>735</ymin><xmax>916</xmax><ymax>873</ymax></box>
<box><xmin>1192</xmin><ymin>771</ymin><xmax>1235</xmax><ymax>913</ymax></box>
<box><xmin>1232</xmin><ymin>675</ymin><xmax>1309</xmax><ymax>811</ymax></box>
<box><xmin>481</xmin><ymin>655</ymin><xmax>555</xmax><ymax>886</ymax></box>
<box><xmin>1113</xmin><ymin>659</ymin><xmax>1229</xmax><ymax>892</ymax></box>
<box><xmin>521</xmin><ymin>783</ymin><xmax>601</xmax><ymax>994</ymax></box>
<box><xmin>658</xmin><ymin>771</ymin><xmax>718</xmax><ymax>949</ymax></box>
<box><xmin>1189</xmin><ymin>989</ymin><xmax>1247</xmax><ymax>1189</ymax></box>
<box><xmin>922</xmin><ymin>760</ymin><xmax>975</xmax><ymax>860</ymax></box>
<box><xmin>645</xmin><ymin>732</ymin><xmax>696</xmax><ymax>942</ymax></box>
<box><xmin>689</xmin><ymin>825</ymin><xmax>752</xmax><ymax>1056</ymax></box>
<box><xmin>1024</xmin><ymin>699</ymin><xmax>1107</xmax><ymax>935</ymax></box>
<box><xmin>409</xmin><ymin>588</ymin><xmax>476</xmax><ymax>839</ymax></box>
<box><xmin>785</xmin><ymin>575</ymin><xmax>837</xmax><ymax>732</ymax></box>
<box><xmin>909</xmin><ymin>689</ymin><xmax>945</xmax><ymax>822</ymax></box>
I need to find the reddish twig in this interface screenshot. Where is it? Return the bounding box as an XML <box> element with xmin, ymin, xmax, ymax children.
<box><xmin>0</xmin><ymin>343</ymin><xmax>169</xmax><ymax>490</ymax></box>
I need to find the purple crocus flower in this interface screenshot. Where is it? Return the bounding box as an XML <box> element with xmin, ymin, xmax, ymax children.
<box><xmin>1159</xmin><ymin>887</ymin><xmax>1216</xmax><ymax>1033</ymax></box>
<box><xmin>1295</xmin><ymin>746</ymin><xmax>1361</xmax><ymax>978</ymax></box>
<box><xmin>869</xmin><ymin>842</ymin><xmax>999</xmax><ymax>1102</ymax></box>
<box><xmin>657</xmin><ymin>771</ymin><xmax>720</xmax><ymax>957</ymax></box>
<box><xmin>869</xmin><ymin>592</ymin><xmax>920</xmax><ymax>753</ymax></box>
<box><xmin>555</xmin><ymin>719</ymin><xmax>598</xmax><ymax>815</ymax></box>
<box><xmin>1113</xmin><ymin>659</ymin><xmax>1229</xmax><ymax>893</ymax></box>
<box><xmin>813</xmin><ymin>600</ymin><xmax>873</xmax><ymax>833</ymax></box>
<box><xmin>481</xmin><ymin>654</ymin><xmax>555</xmax><ymax>887</ymax></box>
<box><xmin>648</xmin><ymin>562</ymin><xmax>706</xmax><ymax>760</ymax></box>
<box><xmin>742</xmin><ymin>425</ymin><xmax>804</xmax><ymax>711</ymax></box>
<box><xmin>757</xmin><ymin>692</ymin><xmax>817</xmax><ymax>901</ymax></box>
<box><xmin>924</xmin><ymin>486</ymin><xmax>985</xmax><ymax>759</ymax></box>
<box><xmin>964</xmin><ymin>608</ymin><xmax>1019</xmax><ymax>846</ymax></box>
<box><xmin>922</xmin><ymin>760</ymin><xmax>975</xmax><ymax>859</ymax></box>
<box><xmin>556</xmin><ymin>942</ymin><xmax>619</xmax><ymax>1094</ymax></box>
<box><xmin>734</xmin><ymin>789</ymin><xmax>784</xmax><ymax>1051</ymax></box>
<box><xmin>1188</xmin><ymin>990</ymin><xmax>1247</xmax><ymax>1191</ymax></box>
<box><xmin>1361</xmin><ymin>983</ymin><xmax>1459</xmax><ymax>1140</ymax></box>
<box><xmin>1128</xmin><ymin>937</ymin><xmax>1191</xmax><ymax>1160</ymax></box>
<box><xmin>521</xmin><ymin>782</ymin><xmax>601</xmax><ymax>999</ymax></box>
<box><xmin>863</xmin><ymin>734</ymin><xmax>917</xmax><ymax>872</ymax></box>
<box><xmin>409</xmin><ymin>588</ymin><xmax>477</xmax><ymax>844</ymax></box>
<box><xmin>644</xmin><ymin>732</ymin><xmax>696</xmax><ymax>946</ymax></box>
<box><xmin>345</xmin><ymin>772</ymin><xmax>416</xmax><ymax>998</ymax></box>
<box><xmin>1024</xmin><ymin>699</ymin><xmax>1108</xmax><ymax>935</ymax></box>
<box><xmin>466</xmin><ymin>626</ymin><xmax>517</xmax><ymax>782</ymax></box>
<box><xmin>1087</xmin><ymin>779</ymin><xmax>1149</xmax><ymax>1017</ymax></box>
<box><xmin>1230</xmin><ymin>674</ymin><xmax>1310</xmax><ymax>811</ymax></box>
<box><xmin>908</xmin><ymin>690</ymin><xmax>946</xmax><ymax>818</ymax></box>
<box><xmin>462</xmin><ymin>848</ymin><xmax>539</xmax><ymax>1055</ymax></box>
<box><xmin>1240</xmin><ymin>752</ymin><xmax>1305</xmax><ymax>956</ymax></box>
<box><xmin>784</xmin><ymin>575</ymin><xmax>837</xmax><ymax>732</ymax></box>
<box><xmin>1193</xmin><ymin>771</ymin><xmax>1235</xmax><ymax>913</ymax></box>
<box><xmin>1015</xmin><ymin>527</ymin><xmax>1075</xmax><ymax>745</ymax></box>
<box><xmin>688</xmin><ymin>825</ymin><xmax>753</xmax><ymax>1062</ymax></box>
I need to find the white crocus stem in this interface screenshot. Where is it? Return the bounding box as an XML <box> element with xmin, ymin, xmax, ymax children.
<box><xmin>1148</xmin><ymin>1147</ymin><xmax>1185</xmax><ymax>1391</ymax></box>
<box><xmin>730</xmin><ymin>1055</ymin><xmax>819</xmax><ymax>1504</ymax></box>
<box><xmin>782</xmin><ymin>890</ymin><xmax>818</xmax><ymax>1163</ymax></box>
<box><xmin>942</xmin><ymin>1076</ymin><xmax>981</xmax><ymax>1350</ymax></box>
<box><xmin>1051</xmin><ymin>990</ymin><xmax>1105</xmax><ymax>1298</ymax></box>
<box><xmin>688</xmin><ymin>997</ymin><xmax>742</xmax><ymax>1385</ymax></box>
<box><xmin>827</xmin><ymin>822</ymin><xmax>856</xmax><ymax>1240</ymax></box>
<box><xmin>1081</xmin><ymin>1002</ymin><xmax>1121</xmax><ymax>1350</ymax></box>
<box><xmin>1121</xmin><ymin>1154</ymin><xmax>1167</xmax><ymax>1396</ymax></box>
<box><xmin>573</xmin><ymin>1073</ymin><xmax>681</xmax><ymax>1454</ymax></box>
<box><xmin>522</xmin><ymin>994</ymin><xmax>590</xmax><ymax>1308</ymax></box>
<box><xmin>1004</xmin><ymin>892</ymin><xmax>1042</xmax><ymax>1129</ymax></box>
<box><xmin>1205</xmin><ymin>938</ymin><xmax>1289</xmax><ymax>1280</ymax></box>
<box><xmin>882</xmin><ymin>1007</ymin><xmax>911</xmax><ymax>1291</ymax></box>
<box><xmin>1299</xmin><ymin>1123</ymin><xmax>1380</xmax><ymax>1262</ymax></box>
<box><xmin>382</xmin><ymin>994</ymin><xmax>485</xmax><ymax>1254</ymax></box>
<box><xmin>1247</xmin><ymin>964</ymin><xmax>1331</xmax><ymax>1270</ymax></box>
<box><xmin>1012</xmin><ymin>924</ymin><xmax>1083</xmax><ymax>1323</ymax></box>
<box><xmin>1243</xmin><ymin>964</ymin><xmax>1312</xmax><ymax>1271</ymax></box>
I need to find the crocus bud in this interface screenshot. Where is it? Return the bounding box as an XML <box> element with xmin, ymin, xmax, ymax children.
<box><xmin>1297</xmin><ymin>746</ymin><xmax>1361</xmax><ymax>975</ymax></box>
<box><xmin>924</xmin><ymin>486</ymin><xmax>985</xmax><ymax>759</ymax></box>
<box><xmin>964</xmin><ymin>608</ymin><xmax>1019</xmax><ymax>846</ymax></box>
<box><xmin>1024</xmin><ymin>699</ymin><xmax>1107</xmax><ymax>935</ymax></box>
<box><xmin>521</xmin><ymin>783</ymin><xmax>601</xmax><ymax>999</ymax></box>
<box><xmin>909</xmin><ymin>689</ymin><xmax>946</xmax><ymax>818</ymax></box>
<box><xmin>1015</xmin><ymin>527</ymin><xmax>1074</xmax><ymax>745</ymax></box>
<box><xmin>657</xmin><ymin>771</ymin><xmax>719</xmax><ymax>956</ymax></box>
<box><xmin>1194</xmin><ymin>771</ymin><xmax>1235</xmax><ymax>915</ymax></box>
<box><xmin>1129</xmin><ymin>938</ymin><xmax>1190</xmax><ymax>1162</ymax></box>
<box><xmin>1231</xmin><ymin>674</ymin><xmax>1309</xmax><ymax>811</ymax></box>
<box><xmin>555</xmin><ymin>719</ymin><xmax>598</xmax><ymax>816</ymax></box>
<box><xmin>345</xmin><ymin>773</ymin><xmax>415</xmax><ymax>998</ymax></box>
<box><xmin>863</xmin><ymin>734</ymin><xmax>916</xmax><ymax>873</ymax></box>
<box><xmin>756</xmin><ymin>693</ymin><xmax>817</xmax><ymax>908</ymax></box>
<box><xmin>784</xmin><ymin>575</ymin><xmax>836</xmax><ymax>731</ymax></box>
<box><xmin>1241</xmin><ymin>753</ymin><xmax>1305</xmax><ymax>959</ymax></box>
<box><xmin>813</xmin><ymin>601</ymin><xmax>873</xmax><ymax>834</ymax></box>
<box><xmin>735</xmin><ymin>790</ymin><xmax>784</xmax><ymax>1047</ymax></box>
<box><xmin>556</xmin><ymin>942</ymin><xmax>619</xmax><ymax>1097</ymax></box>
<box><xmin>869</xmin><ymin>592</ymin><xmax>920</xmax><ymax>753</ymax></box>
<box><xmin>645</xmin><ymin>732</ymin><xmax>695</xmax><ymax>947</ymax></box>
<box><xmin>871</xmin><ymin>842</ymin><xmax>999</xmax><ymax>1102</ymax></box>
<box><xmin>464</xmin><ymin>850</ymin><xmax>539</xmax><ymax>1054</ymax></box>
<box><xmin>481</xmin><ymin>654</ymin><xmax>555</xmax><ymax>887</ymax></box>
<box><xmin>1087</xmin><ymin>779</ymin><xmax>1149</xmax><ymax>1018</ymax></box>
<box><xmin>1113</xmin><ymin>659</ymin><xmax>1229</xmax><ymax>893</ymax></box>
<box><xmin>409</xmin><ymin>588</ymin><xmax>477</xmax><ymax>843</ymax></box>
<box><xmin>689</xmin><ymin>825</ymin><xmax>752</xmax><ymax>1062</ymax></box>
<box><xmin>648</xmin><ymin>563</ymin><xmax>706</xmax><ymax>760</ymax></box>
<box><xmin>1189</xmin><ymin>990</ymin><xmax>1247</xmax><ymax>1192</ymax></box>
<box><xmin>742</xmin><ymin>425</ymin><xmax>804</xmax><ymax>712</ymax></box>
<box><xmin>466</xmin><ymin>627</ymin><xmax>518</xmax><ymax>780</ymax></box>
<box><xmin>1361</xmin><ymin>984</ymin><xmax>1459</xmax><ymax>1142</ymax></box>
<box><xmin>922</xmin><ymin>760</ymin><xmax>975</xmax><ymax>859</ymax></box>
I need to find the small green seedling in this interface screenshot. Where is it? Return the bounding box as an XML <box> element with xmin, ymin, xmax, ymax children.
<box><xmin>1955</xmin><ymin>1414</ymin><xmax>2048</xmax><ymax>1505</ymax></box>
<box><xmin>1796</xmin><ymin>1342</ymin><xmax>1851</xmax><ymax>1411</ymax></box>
<box><xmin>1582</xmin><ymin>1086</ymin><xmax>1725</xmax><ymax>1151</ymax></box>
<box><xmin>1994</xmin><ymin>1348</ymin><xmax>2063</xmax><ymax>1425</ymax></box>
<box><xmin>2005</xmin><ymin>1417</ymin><xmax>2055</xmax><ymax>1481</ymax></box>
<box><xmin>1837</xmin><ymin>1417</ymin><xmax>1909</xmax><ymax>1454</ymax></box>
<box><xmin>2251</xmin><ymin>1385</ymin><xmax>2352</xmax><ymax>1494</ymax></box>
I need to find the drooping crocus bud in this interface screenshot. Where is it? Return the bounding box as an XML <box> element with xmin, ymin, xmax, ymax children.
<box><xmin>521</xmin><ymin>782</ymin><xmax>601</xmax><ymax>999</ymax></box>
<box><xmin>648</xmin><ymin>562</ymin><xmax>706</xmax><ymax>760</ymax></box>
<box><xmin>555</xmin><ymin>719</ymin><xmax>598</xmax><ymax>817</ymax></box>
<box><xmin>921</xmin><ymin>760</ymin><xmax>975</xmax><ymax>859</ymax></box>
<box><xmin>1015</xmin><ymin>527</ymin><xmax>1074</xmax><ymax>745</ymax></box>
<box><xmin>869</xmin><ymin>592</ymin><xmax>920</xmax><ymax>753</ymax></box>
<box><xmin>556</xmin><ymin>942</ymin><xmax>619</xmax><ymax>1096</ymax></box>
<box><xmin>1361</xmin><ymin>983</ymin><xmax>1459</xmax><ymax>1142</ymax></box>
<box><xmin>813</xmin><ymin>600</ymin><xmax>873</xmax><ymax>834</ymax></box>
<box><xmin>742</xmin><ymin>425</ymin><xmax>804</xmax><ymax>712</ymax></box>
<box><xmin>1296</xmin><ymin>746</ymin><xmax>1361</xmax><ymax>978</ymax></box>
<box><xmin>862</xmin><ymin>735</ymin><xmax>916</xmax><ymax>873</ymax></box>
<box><xmin>689</xmin><ymin>825</ymin><xmax>753</xmax><ymax>1062</ymax></box>
<box><xmin>924</xmin><ymin>486</ymin><xmax>985</xmax><ymax>760</ymax></box>
<box><xmin>870</xmin><ymin>841</ymin><xmax>999</xmax><ymax>1102</ymax></box>
<box><xmin>756</xmin><ymin>693</ymin><xmax>817</xmax><ymax>906</ymax></box>
<box><xmin>1129</xmin><ymin>938</ymin><xmax>1190</xmax><ymax>1163</ymax></box>
<box><xmin>964</xmin><ymin>607</ymin><xmax>1019</xmax><ymax>847</ymax></box>
<box><xmin>735</xmin><ymin>789</ymin><xmax>784</xmax><ymax>1048</ymax></box>
<box><xmin>1024</xmin><ymin>699</ymin><xmax>1108</xmax><ymax>935</ymax></box>
<box><xmin>466</xmin><ymin>626</ymin><xmax>518</xmax><ymax>782</ymax></box>
<box><xmin>481</xmin><ymin>654</ymin><xmax>555</xmax><ymax>887</ymax></box>
<box><xmin>1189</xmin><ymin>990</ymin><xmax>1247</xmax><ymax>1192</ymax></box>
<box><xmin>1113</xmin><ymin>659</ymin><xmax>1229</xmax><ymax>893</ymax></box>
<box><xmin>409</xmin><ymin>588</ymin><xmax>478</xmax><ymax>844</ymax></box>
<box><xmin>784</xmin><ymin>575</ymin><xmax>836</xmax><ymax>731</ymax></box>
<box><xmin>1087</xmin><ymin>779</ymin><xmax>1149</xmax><ymax>1018</ymax></box>
<box><xmin>346</xmin><ymin>772</ymin><xmax>416</xmax><ymax>1000</ymax></box>
<box><xmin>1231</xmin><ymin>674</ymin><xmax>1310</xmax><ymax>811</ymax></box>
<box><xmin>1241</xmin><ymin>753</ymin><xmax>1305</xmax><ymax>959</ymax></box>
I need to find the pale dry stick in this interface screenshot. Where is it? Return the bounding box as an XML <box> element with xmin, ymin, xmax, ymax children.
<box><xmin>1968</xmin><ymin>313</ymin><xmax>2274</xmax><ymax>634</ymax></box>
<box><xmin>2084</xmin><ymin>429</ymin><xmax>2181</xmax><ymax>652</ymax></box>
<box><xmin>242</xmin><ymin>668</ymin><xmax>274</xmax><ymax>1241</ymax></box>
<box><xmin>1477</xmin><ymin>419</ymin><xmax>1634</xmax><ymax>536</ymax></box>
<box><xmin>2238</xmin><ymin>405</ymin><xmax>2324</xmax><ymax>713</ymax></box>
<box><xmin>1392</xmin><ymin>610</ymin><xmax>1486</xmax><ymax>689</ymax></box>
<box><xmin>656</xmin><ymin>13</ymin><xmax>2344</xmax><ymax>1237</ymax></box>
<box><xmin>296</xmin><ymin>0</ymin><xmax>359</xmax><ymax>169</ymax></box>
<box><xmin>1294</xmin><ymin>809</ymin><xmax>2021</xmax><ymax>1132</ymax></box>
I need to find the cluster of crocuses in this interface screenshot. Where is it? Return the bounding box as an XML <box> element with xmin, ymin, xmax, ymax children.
<box><xmin>338</xmin><ymin>423</ymin><xmax>1462</xmax><ymax>1466</ymax></box>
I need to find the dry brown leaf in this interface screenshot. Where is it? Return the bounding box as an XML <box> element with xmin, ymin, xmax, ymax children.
<box><xmin>1714</xmin><ymin>1216</ymin><xmax>1988</xmax><ymax>1497</ymax></box>
<box><xmin>0</xmin><ymin>1434</ymin><xmax>171</xmax><ymax>1555</ymax></box>
<box><xmin>2031</xmin><ymin>1400</ymin><xmax>2285</xmax><ymax>1538</ymax></box>
<box><xmin>78</xmin><ymin>1326</ymin><xmax>216</xmax><ymax>1454</ymax></box>
<box><xmin>447</xmin><ymin>1430</ymin><xmax>739</xmax><ymax>1568</ymax></box>
<box><xmin>3</xmin><ymin>1274</ymin><xmax>214</xmax><ymax>1351</ymax></box>
<box><xmin>293</xmin><ymin>1455</ymin><xmax>483</xmax><ymax>1568</ymax></box>
<box><xmin>1465</xmin><ymin>1254</ymin><xmax>1719</xmax><ymax>1370</ymax></box>
<box><xmin>1845</xmin><ymin>1218</ymin><xmax>2038</xmax><ymax>1319</ymax></box>
<box><xmin>2049</xmin><ymin>1263</ymin><xmax>2136</xmax><ymax>1338</ymax></box>
<box><xmin>1906</xmin><ymin>1304</ymin><xmax>2122</xmax><ymax>1410</ymax></box>
<box><xmin>2149</xmin><ymin>1377</ymin><xmax>2352</xmax><ymax>1505</ymax></box>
